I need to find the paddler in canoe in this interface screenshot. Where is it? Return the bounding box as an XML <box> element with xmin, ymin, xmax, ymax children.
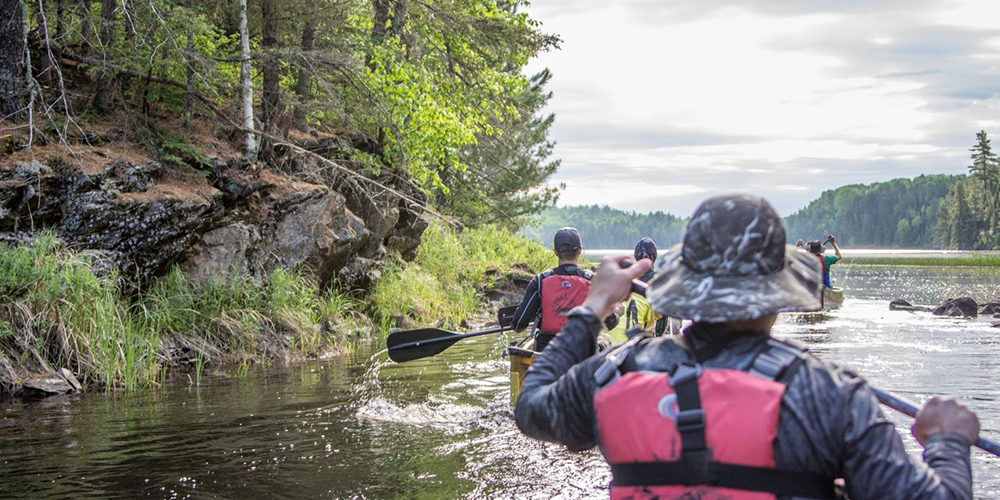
<box><xmin>797</xmin><ymin>234</ymin><xmax>843</xmax><ymax>288</ymax></box>
<box><xmin>606</xmin><ymin>237</ymin><xmax>673</xmax><ymax>344</ymax></box>
<box><xmin>508</xmin><ymin>227</ymin><xmax>619</xmax><ymax>352</ymax></box>
<box><xmin>515</xmin><ymin>194</ymin><xmax>979</xmax><ymax>499</ymax></box>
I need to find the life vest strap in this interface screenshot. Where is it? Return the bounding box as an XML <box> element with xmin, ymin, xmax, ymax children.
<box><xmin>593</xmin><ymin>336</ymin><xmax>644</xmax><ymax>386</ymax></box>
<box><xmin>609</xmin><ymin>461</ymin><xmax>837</xmax><ymax>500</ymax></box>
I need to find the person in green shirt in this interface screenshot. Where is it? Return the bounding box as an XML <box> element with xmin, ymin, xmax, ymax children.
<box><xmin>798</xmin><ymin>234</ymin><xmax>843</xmax><ymax>288</ymax></box>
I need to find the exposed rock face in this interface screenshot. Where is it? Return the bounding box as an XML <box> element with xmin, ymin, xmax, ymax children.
<box><xmin>932</xmin><ymin>297</ymin><xmax>978</xmax><ymax>318</ymax></box>
<box><xmin>0</xmin><ymin>154</ymin><xmax>427</xmax><ymax>290</ymax></box>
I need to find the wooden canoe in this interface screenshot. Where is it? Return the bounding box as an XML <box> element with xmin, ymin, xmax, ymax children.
<box><xmin>822</xmin><ymin>287</ymin><xmax>845</xmax><ymax>310</ymax></box>
<box><xmin>508</xmin><ymin>338</ymin><xmax>536</xmax><ymax>405</ymax></box>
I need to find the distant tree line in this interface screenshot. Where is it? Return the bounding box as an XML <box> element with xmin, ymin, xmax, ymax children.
<box><xmin>527</xmin><ymin>173</ymin><xmax>969</xmax><ymax>250</ymax></box>
<box><xmin>521</xmin><ymin>205</ymin><xmax>687</xmax><ymax>250</ymax></box>
<box><xmin>785</xmin><ymin>174</ymin><xmax>957</xmax><ymax>249</ymax></box>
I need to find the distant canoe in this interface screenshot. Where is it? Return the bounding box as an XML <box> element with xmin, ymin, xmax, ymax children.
<box><xmin>822</xmin><ymin>287</ymin><xmax>845</xmax><ymax>310</ymax></box>
<box><xmin>508</xmin><ymin>339</ymin><xmax>536</xmax><ymax>405</ymax></box>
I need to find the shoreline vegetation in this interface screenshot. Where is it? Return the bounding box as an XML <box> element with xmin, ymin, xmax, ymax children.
<box><xmin>0</xmin><ymin>223</ymin><xmax>554</xmax><ymax>396</ymax></box>
<box><xmin>840</xmin><ymin>255</ymin><xmax>1000</xmax><ymax>266</ymax></box>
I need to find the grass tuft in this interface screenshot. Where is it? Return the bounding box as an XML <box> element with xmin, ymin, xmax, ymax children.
<box><xmin>370</xmin><ymin>222</ymin><xmax>554</xmax><ymax>331</ymax></box>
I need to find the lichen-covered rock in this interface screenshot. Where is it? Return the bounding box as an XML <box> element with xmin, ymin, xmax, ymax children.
<box><xmin>0</xmin><ymin>153</ymin><xmax>427</xmax><ymax>291</ymax></box>
<box><xmin>180</xmin><ymin>223</ymin><xmax>258</xmax><ymax>284</ymax></box>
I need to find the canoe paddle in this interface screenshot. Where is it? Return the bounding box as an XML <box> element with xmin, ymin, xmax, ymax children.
<box><xmin>872</xmin><ymin>388</ymin><xmax>1000</xmax><ymax>456</ymax></box>
<box><xmin>622</xmin><ymin>265</ymin><xmax>1000</xmax><ymax>457</ymax></box>
<box><xmin>386</xmin><ymin>306</ymin><xmax>522</xmax><ymax>363</ymax></box>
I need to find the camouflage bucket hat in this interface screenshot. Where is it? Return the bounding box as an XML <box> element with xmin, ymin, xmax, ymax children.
<box><xmin>646</xmin><ymin>194</ymin><xmax>823</xmax><ymax>323</ymax></box>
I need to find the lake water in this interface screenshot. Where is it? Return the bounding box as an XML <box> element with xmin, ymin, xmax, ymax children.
<box><xmin>2</xmin><ymin>264</ymin><xmax>1000</xmax><ymax>499</ymax></box>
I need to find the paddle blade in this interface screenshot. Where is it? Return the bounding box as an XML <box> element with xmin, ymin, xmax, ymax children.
<box><xmin>386</xmin><ymin>328</ymin><xmax>461</xmax><ymax>363</ymax></box>
<box><xmin>497</xmin><ymin>305</ymin><xmax>518</xmax><ymax>328</ymax></box>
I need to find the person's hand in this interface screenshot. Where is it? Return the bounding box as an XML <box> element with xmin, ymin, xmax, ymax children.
<box><xmin>827</xmin><ymin>234</ymin><xmax>836</xmax><ymax>244</ymax></box>
<box><xmin>582</xmin><ymin>256</ymin><xmax>652</xmax><ymax>320</ymax></box>
<box><xmin>614</xmin><ymin>302</ymin><xmax>625</xmax><ymax>316</ymax></box>
<box><xmin>911</xmin><ymin>396</ymin><xmax>980</xmax><ymax>446</ymax></box>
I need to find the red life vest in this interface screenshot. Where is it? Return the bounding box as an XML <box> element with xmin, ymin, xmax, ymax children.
<box><xmin>814</xmin><ymin>253</ymin><xmax>828</xmax><ymax>276</ymax></box>
<box><xmin>538</xmin><ymin>268</ymin><xmax>592</xmax><ymax>334</ymax></box>
<box><xmin>592</xmin><ymin>339</ymin><xmax>835</xmax><ymax>500</ymax></box>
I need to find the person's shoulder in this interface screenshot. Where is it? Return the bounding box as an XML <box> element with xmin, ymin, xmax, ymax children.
<box><xmin>793</xmin><ymin>353</ymin><xmax>870</xmax><ymax>402</ymax></box>
<box><xmin>628</xmin><ymin>336</ymin><xmax>689</xmax><ymax>371</ymax></box>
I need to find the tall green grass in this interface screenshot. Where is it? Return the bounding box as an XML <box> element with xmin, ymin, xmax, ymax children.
<box><xmin>0</xmin><ymin>236</ymin><xmax>160</xmax><ymax>392</ymax></box>
<box><xmin>847</xmin><ymin>255</ymin><xmax>1000</xmax><ymax>266</ymax></box>
<box><xmin>0</xmin><ymin>237</ymin><xmax>365</xmax><ymax>394</ymax></box>
<box><xmin>370</xmin><ymin>222</ymin><xmax>555</xmax><ymax>330</ymax></box>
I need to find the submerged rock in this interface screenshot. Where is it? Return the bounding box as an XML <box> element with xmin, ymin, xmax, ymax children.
<box><xmin>19</xmin><ymin>368</ymin><xmax>82</xmax><ymax>396</ymax></box>
<box><xmin>888</xmin><ymin>299</ymin><xmax>932</xmax><ymax>312</ymax></box>
<box><xmin>979</xmin><ymin>301</ymin><xmax>1000</xmax><ymax>316</ymax></box>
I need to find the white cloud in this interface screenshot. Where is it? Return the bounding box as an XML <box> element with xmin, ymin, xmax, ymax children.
<box><xmin>524</xmin><ymin>0</ymin><xmax>1000</xmax><ymax>216</ymax></box>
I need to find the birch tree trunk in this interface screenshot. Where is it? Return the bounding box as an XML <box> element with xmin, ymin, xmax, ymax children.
<box><xmin>238</xmin><ymin>0</ymin><xmax>256</xmax><ymax>159</ymax></box>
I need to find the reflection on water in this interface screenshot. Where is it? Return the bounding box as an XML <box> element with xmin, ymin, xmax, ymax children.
<box><xmin>2</xmin><ymin>265</ymin><xmax>1000</xmax><ymax>499</ymax></box>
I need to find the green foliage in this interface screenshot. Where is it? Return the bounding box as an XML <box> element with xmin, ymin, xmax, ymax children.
<box><xmin>785</xmin><ymin>174</ymin><xmax>958</xmax><ymax>248</ymax></box>
<box><xmin>157</xmin><ymin>134</ymin><xmax>210</xmax><ymax>169</ymax></box>
<box><xmin>371</xmin><ymin>221</ymin><xmax>552</xmax><ymax>330</ymax></box>
<box><xmin>433</xmin><ymin>69</ymin><xmax>562</xmax><ymax>229</ymax></box>
<box><xmin>24</xmin><ymin>0</ymin><xmax>560</xmax><ymax>226</ymax></box>
<box><xmin>522</xmin><ymin>205</ymin><xmax>688</xmax><ymax>250</ymax></box>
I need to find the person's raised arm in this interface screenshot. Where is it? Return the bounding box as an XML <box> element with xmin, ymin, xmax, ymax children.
<box><xmin>828</xmin><ymin>234</ymin><xmax>843</xmax><ymax>261</ymax></box>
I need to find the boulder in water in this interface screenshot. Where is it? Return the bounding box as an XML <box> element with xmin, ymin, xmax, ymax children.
<box><xmin>888</xmin><ymin>299</ymin><xmax>932</xmax><ymax>312</ymax></box>
<box><xmin>979</xmin><ymin>301</ymin><xmax>1000</xmax><ymax>316</ymax></box>
<box><xmin>932</xmin><ymin>297</ymin><xmax>978</xmax><ymax>318</ymax></box>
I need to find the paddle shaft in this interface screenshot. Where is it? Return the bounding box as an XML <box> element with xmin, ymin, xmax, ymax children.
<box><xmin>628</xmin><ymin>274</ymin><xmax>999</xmax><ymax>456</ymax></box>
<box><xmin>871</xmin><ymin>388</ymin><xmax>1000</xmax><ymax>456</ymax></box>
<box><xmin>389</xmin><ymin>325</ymin><xmax>510</xmax><ymax>352</ymax></box>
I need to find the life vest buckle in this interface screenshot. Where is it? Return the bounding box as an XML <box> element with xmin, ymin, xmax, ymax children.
<box><xmin>675</xmin><ymin>409</ymin><xmax>706</xmax><ymax>433</ymax></box>
<box><xmin>669</xmin><ymin>362</ymin><xmax>702</xmax><ymax>386</ymax></box>
<box><xmin>594</xmin><ymin>356</ymin><xmax>621</xmax><ymax>386</ymax></box>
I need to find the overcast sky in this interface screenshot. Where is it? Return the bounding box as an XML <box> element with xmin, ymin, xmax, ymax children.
<box><xmin>522</xmin><ymin>0</ymin><xmax>1000</xmax><ymax>217</ymax></box>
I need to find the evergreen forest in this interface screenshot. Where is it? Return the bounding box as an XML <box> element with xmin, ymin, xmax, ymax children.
<box><xmin>526</xmin><ymin>159</ymin><xmax>1000</xmax><ymax>250</ymax></box>
<box><xmin>521</xmin><ymin>205</ymin><xmax>688</xmax><ymax>250</ymax></box>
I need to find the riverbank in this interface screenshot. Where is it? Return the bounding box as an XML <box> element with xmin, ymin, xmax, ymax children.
<box><xmin>0</xmin><ymin>224</ymin><xmax>553</xmax><ymax>397</ymax></box>
<box><xmin>844</xmin><ymin>255</ymin><xmax>1000</xmax><ymax>266</ymax></box>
